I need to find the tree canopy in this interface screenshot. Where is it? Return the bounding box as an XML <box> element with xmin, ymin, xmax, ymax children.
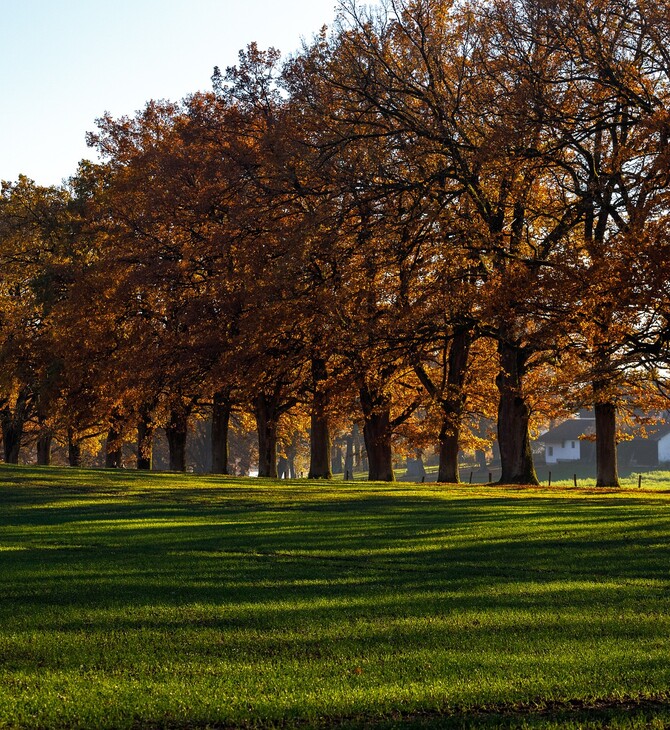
<box><xmin>2</xmin><ymin>0</ymin><xmax>670</xmax><ymax>485</ymax></box>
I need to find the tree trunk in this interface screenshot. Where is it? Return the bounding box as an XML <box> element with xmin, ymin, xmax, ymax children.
<box><xmin>352</xmin><ymin>423</ymin><xmax>362</xmax><ymax>469</ymax></box>
<box><xmin>437</xmin><ymin>424</ymin><xmax>460</xmax><ymax>483</ymax></box>
<box><xmin>277</xmin><ymin>455</ymin><xmax>290</xmax><ymax>479</ymax></box>
<box><xmin>2</xmin><ymin>417</ymin><xmax>22</xmax><ymax>464</ymax></box>
<box><xmin>359</xmin><ymin>385</ymin><xmax>395</xmax><ymax>482</ymax></box>
<box><xmin>331</xmin><ymin>442</ymin><xmax>343</xmax><ymax>474</ymax></box>
<box><xmin>496</xmin><ymin>341</ymin><xmax>539</xmax><ymax>485</ymax></box>
<box><xmin>1</xmin><ymin>388</ymin><xmax>30</xmax><ymax>464</ymax></box>
<box><xmin>255</xmin><ymin>393</ymin><xmax>278</xmax><ymax>478</ymax></box>
<box><xmin>166</xmin><ymin>408</ymin><xmax>188</xmax><ymax>472</ymax></box>
<box><xmin>287</xmin><ymin>441</ymin><xmax>297</xmax><ymax>479</ymax></box>
<box><xmin>308</xmin><ymin>359</ymin><xmax>332</xmax><ymax>479</ymax></box>
<box><xmin>344</xmin><ymin>433</ymin><xmax>354</xmax><ymax>480</ymax></box>
<box><xmin>36</xmin><ymin>431</ymin><xmax>52</xmax><ymax>466</ymax></box>
<box><xmin>436</xmin><ymin>328</ymin><xmax>472</xmax><ymax>483</ymax></box>
<box><xmin>137</xmin><ymin>408</ymin><xmax>154</xmax><ymax>470</ymax></box>
<box><xmin>211</xmin><ymin>390</ymin><xmax>231</xmax><ymax>475</ymax></box>
<box><xmin>68</xmin><ymin>428</ymin><xmax>82</xmax><ymax>467</ymax></box>
<box><xmin>105</xmin><ymin>427</ymin><xmax>123</xmax><ymax>468</ymax></box>
<box><xmin>309</xmin><ymin>408</ymin><xmax>331</xmax><ymax>479</ymax></box>
<box><xmin>594</xmin><ymin>395</ymin><xmax>619</xmax><ymax>487</ymax></box>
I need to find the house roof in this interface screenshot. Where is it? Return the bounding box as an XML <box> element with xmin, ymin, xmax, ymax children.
<box><xmin>536</xmin><ymin>419</ymin><xmax>595</xmax><ymax>443</ymax></box>
<box><xmin>629</xmin><ymin>423</ymin><xmax>670</xmax><ymax>442</ymax></box>
<box><xmin>537</xmin><ymin>418</ymin><xmax>670</xmax><ymax>444</ymax></box>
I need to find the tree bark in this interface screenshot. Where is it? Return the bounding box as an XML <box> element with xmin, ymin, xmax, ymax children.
<box><xmin>211</xmin><ymin>390</ymin><xmax>231</xmax><ymax>475</ymax></box>
<box><xmin>1</xmin><ymin>388</ymin><xmax>30</xmax><ymax>464</ymax></box>
<box><xmin>308</xmin><ymin>358</ymin><xmax>332</xmax><ymax>479</ymax></box>
<box><xmin>412</xmin><ymin>327</ymin><xmax>472</xmax><ymax>483</ymax></box>
<box><xmin>105</xmin><ymin>427</ymin><xmax>123</xmax><ymax>468</ymax></box>
<box><xmin>344</xmin><ymin>433</ymin><xmax>354</xmax><ymax>480</ymax></box>
<box><xmin>594</xmin><ymin>394</ymin><xmax>619</xmax><ymax>487</ymax></box>
<box><xmin>496</xmin><ymin>341</ymin><xmax>539</xmax><ymax>484</ymax></box>
<box><xmin>352</xmin><ymin>423</ymin><xmax>363</xmax><ymax>469</ymax></box>
<box><xmin>437</xmin><ymin>425</ymin><xmax>460</xmax><ymax>483</ymax></box>
<box><xmin>68</xmin><ymin>428</ymin><xmax>82</xmax><ymax>467</ymax></box>
<box><xmin>137</xmin><ymin>408</ymin><xmax>154</xmax><ymax>470</ymax></box>
<box><xmin>359</xmin><ymin>385</ymin><xmax>395</xmax><ymax>482</ymax></box>
<box><xmin>255</xmin><ymin>393</ymin><xmax>278</xmax><ymax>478</ymax></box>
<box><xmin>2</xmin><ymin>418</ymin><xmax>22</xmax><ymax>464</ymax></box>
<box><xmin>436</xmin><ymin>328</ymin><xmax>472</xmax><ymax>483</ymax></box>
<box><xmin>36</xmin><ymin>431</ymin><xmax>52</xmax><ymax>466</ymax></box>
<box><xmin>166</xmin><ymin>407</ymin><xmax>188</xmax><ymax>472</ymax></box>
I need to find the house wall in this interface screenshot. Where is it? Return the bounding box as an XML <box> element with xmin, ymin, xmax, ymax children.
<box><xmin>659</xmin><ymin>434</ymin><xmax>670</xmax><ymax>463</ymax></box>
<box><xmin>545</xmin><ymin>440</ymin><xmax>581</xmax><ymax>464</ymax></box>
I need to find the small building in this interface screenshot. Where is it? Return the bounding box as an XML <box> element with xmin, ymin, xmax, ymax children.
<box><xmin>537</xmin><ymin>417</ymin><xmax>670</xmax><ymax>466</ymax></box>
<box><xmin>536</xmin><ymin>419</ymin><xmax>595</xmax><ymax>464</ymax></box>
<box><xmin>618</xmin><ymin>424</ymin><xmax>670</xmax><ymax>466</ymax></box>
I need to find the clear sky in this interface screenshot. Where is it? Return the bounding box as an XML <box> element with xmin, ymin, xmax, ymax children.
<box><xmin>0</xmin><ymin>0</ymin><xmax>341</xmax><ymax>187</ymax></box>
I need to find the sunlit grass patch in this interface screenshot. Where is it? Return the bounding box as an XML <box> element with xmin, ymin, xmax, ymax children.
<box><xmin>1</xmin><ymin>465</ymin><xmax>670</xmax><ymax>727</ymax></box>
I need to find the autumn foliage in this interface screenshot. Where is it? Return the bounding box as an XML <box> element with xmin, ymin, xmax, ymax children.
<box><xmin>2</xmin><ymin>0</ymin><xmax>670</xmax><ymax>486</ymax></box>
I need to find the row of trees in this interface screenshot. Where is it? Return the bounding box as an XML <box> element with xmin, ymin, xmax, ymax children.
<box><xmin>2</xmin><ymin>0</ymin><xmax>670</xmax><ymax>486</ymax></box>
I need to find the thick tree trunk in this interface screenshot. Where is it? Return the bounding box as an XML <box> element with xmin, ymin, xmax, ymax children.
<box><xmin>36</xmin><ymin>431</ymin><xmax>52</xmax><ymax>466</ymax></box>
<box><xmin>437</xmin><ymin>425</ymin><xmax>460</xmax><ymax>483</ymax></box>
<box><xmin>436</xmin><ymin>328</ymin><xmax>472</xmax><ymax>483</ymax></box>
<box><xmin>496</xmin><ymin>341</ymin><xmax>539</xmax><ymax>485</ymax></box>
<box><xmin>2</xmin><ymin>418</ymin><xmax>22</xmax><ymax>464</ymax></box>
<box><xmin>308</xmin><ymin>359</ymin><xmax>332</xmax><ymax>479</ymax></box>
<box><xmin>360</xmin><ymin>385</ymin><xmax>395</xmax><ymax>482</ymax></box>
<box><xmin>137</xmin><ymin>409</ymin><xmax>154</xmax><ymax>470</ymax></box>
<box><xmin>594</xmin><ymin>396</ymin><xmax>619</xmax><ymax>487</ymax></box>
<box><xmin>255</xmin><ymin>393</ymin><xmax>278</xmax><ymax>478</ymax></box>
<box><xmin>309</xmin><ymin>409</ymin><xmax>331</xmax><ymax>479</ymax></box>
<box><xmin>105</xmin><ymin>427</ymin><xmax>123</xmax><ymax>468</ymax></box>
<box><xmin>1</xmin><ymin>388</ymin><xmax>30</xmax><ymax>464</ymax></box>
<box><xmin>166</xmin><ymin>408</ymin><xmax>188</xmax><ymax>472</ymax></box>
<box><xmin>211</xmin><ymin>391</ymin><xmax>231</xmax><ymax>475</ymax></box>
<box><xmin>68</xmin><ymin>428</ymin><xmax>82</xmax><ymax>467</ymax></box>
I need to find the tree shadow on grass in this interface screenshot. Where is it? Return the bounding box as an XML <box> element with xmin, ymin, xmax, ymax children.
<box><xmin>2</xmin><ymin>479</ymin><xmax>670</xmax><ymax>726</ymax></box>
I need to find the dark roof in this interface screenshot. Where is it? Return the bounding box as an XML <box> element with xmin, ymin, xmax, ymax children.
<box><xmin>629</xmin><ymin>423</ymin><xmax>670</xmax><ymax>442</ymax></box>
<box><xmin>536</xmin><ymin>419</ymin><xmax>595</xmax><ymax>443</ymax></box>
<box><xmin>537</xmin><ymin>418</ymin><xmax>670</xmax><ymax>444</ymax></box>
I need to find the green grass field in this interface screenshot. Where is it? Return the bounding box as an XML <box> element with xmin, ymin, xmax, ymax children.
<box><xmin>2</xmin><ymin>465</ymin><xmax>670</xmax><ymax>728</ymax></box>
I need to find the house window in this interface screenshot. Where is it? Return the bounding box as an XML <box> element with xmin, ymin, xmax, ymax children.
<box><xmin>548</xmin><ymin>446</ymin><xmax>553</xmax><ymax>457</ymax></box>
<box><xmin>571</xmin><ymin>441</ymin><xmax>576</xmax><ymax>449</ymax></box>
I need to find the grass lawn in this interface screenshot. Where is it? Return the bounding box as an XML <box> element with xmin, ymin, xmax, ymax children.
<box><xmin>1</xmin><ymin>466</ymin><xmax>670</xmax><ymax>728</ymax></box>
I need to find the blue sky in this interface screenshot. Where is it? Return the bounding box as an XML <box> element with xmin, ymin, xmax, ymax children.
<box><xmin>0</xmin><ymin>0</ymin><xmax>341</xmax><ymax>186</ymax></box>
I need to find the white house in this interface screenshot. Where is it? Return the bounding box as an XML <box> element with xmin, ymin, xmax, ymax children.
<box><xmin>537</xmin><ymin>417</ymin><xmax>670</xmax><ymax>466</ymax></box>
<box><xmin>659</xmin><ymin>432</ymin><xmax>670</xmax><ymax>463</ymax></box>
<box><xmin>537</xmin><ymin>419</ymin><xmax>595</xmax><ymax>464</ymax></box>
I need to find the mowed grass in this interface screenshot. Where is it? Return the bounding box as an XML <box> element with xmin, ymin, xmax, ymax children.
<box><xmin>1</xmin><ymin>467</ymin><xmax>670</xmax><ymax>728</ymax></box>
